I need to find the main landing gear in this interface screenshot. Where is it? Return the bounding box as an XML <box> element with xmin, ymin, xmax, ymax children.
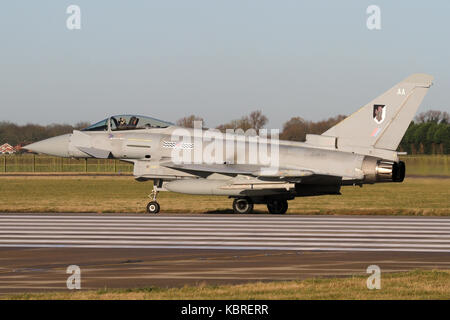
<box><xmin>266</xmin><ymin>199</ymin><xmax>288</xmax><ymax>214</ymax></box>
<box><xmin>231</xmin><ymin>197</ymin><xmax>289</xmax><ymax>214</ymax></box>
<box><xmin>232</xmin><ymin>198</ymin><xmax>254</xmax><ymax>214</ymax></box>
<box><xmin>146</xmin><ymin>180</ymin><xmax>162</xmax><ymax>214</ymax></box>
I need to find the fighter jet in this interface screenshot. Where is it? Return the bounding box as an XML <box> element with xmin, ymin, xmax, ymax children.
<box><xmin>26</xmin><ymin>74</ymin><xmax>433</xmax><ymax>214</ymax></box>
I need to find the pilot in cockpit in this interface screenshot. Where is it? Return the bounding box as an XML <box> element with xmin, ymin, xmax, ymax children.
<box><xmin>118</xmin><ymin>117</ymin><xmax>127</xmax><ymax>129</ymax></box>
<box><xmin>128</xmin><ymin>116</ymin><xmax>139</xmax><ymax>128</ymax></box>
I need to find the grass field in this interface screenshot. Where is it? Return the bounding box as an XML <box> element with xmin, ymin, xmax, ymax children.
<box><xmin>0</xmin><ymin>155</ymin><xmax>448</xmax><ymax>176</ymax></box>
<box><xmin>400</xmin><ymin>155</ymin><xmax>449</xmax><ymax>176</ymax></box>
<box><xmin>5</xmin><ymin>269</ymin><xmax>450</xmax><ymax>300</ymax></box>
<box><xmin>0</xmin><ymin>176</ymin><xmax>448</xmax><ymax>215</ymax></box>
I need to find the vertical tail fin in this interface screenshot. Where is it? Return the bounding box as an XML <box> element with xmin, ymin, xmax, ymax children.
<box><xmin>323</xmin><ymin>74</ymin><xmax>433</xmax><ymax>151</ymax></box>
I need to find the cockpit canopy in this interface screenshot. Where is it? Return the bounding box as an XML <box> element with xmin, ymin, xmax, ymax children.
<box><xmin>82</xmin><ymin>115</ymin><xmax>173</xmax><ymax>132</ymax></box>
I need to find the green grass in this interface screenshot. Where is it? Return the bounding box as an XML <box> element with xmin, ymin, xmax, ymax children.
<box><xmin>0</xmin><ymin>176</ymin><xmax>448</xmax><ymax>215</ymax></box>
<box><xmin>5</xmin><ymin>269</ymin><xmax>450</xmax><ymax>300</ymax></box>
<box><xmin>400</xmin><ymin>155</ymin><xmax>449</xmax><ymax>176</ymax></box>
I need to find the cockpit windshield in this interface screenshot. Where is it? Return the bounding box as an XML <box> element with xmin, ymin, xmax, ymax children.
<box><xmin>82</xmin><ymin>115</ymin><xmax>173</xmax><ymax>132</ymax></box>
<box><xmin>110</xmin><ymin>115</ymin><xmax>173</xmax><ymax>131</ymax></box>
<box><xmin>82</xmin><ymin>118</ymin><xmax>108</xmax><ymax>131</ymax></box>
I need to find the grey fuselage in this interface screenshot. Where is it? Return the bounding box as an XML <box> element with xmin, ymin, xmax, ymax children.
<box><xmin>59</xmin><ymin>125</ymin><xmax>401</xmax><ymax>199</ymax></box>
<box><xmin>25</xmin><ymin>74</ymin><xmax>433</xmax><ymax>202</ymax></box>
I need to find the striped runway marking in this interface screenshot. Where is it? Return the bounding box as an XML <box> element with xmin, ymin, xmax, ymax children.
<box><xmin>1</xmin><ymin>214</ymin><xmax>450</xmax><ymax>252</ymax></box>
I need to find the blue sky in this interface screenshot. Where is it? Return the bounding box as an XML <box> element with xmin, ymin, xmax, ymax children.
<box><xmin>0</xmin><ymin>1</ymin><xmax>449</xmax><ymax>128</ymax></box>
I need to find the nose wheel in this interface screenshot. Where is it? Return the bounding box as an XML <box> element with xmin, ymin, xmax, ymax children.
<box><xmin>146</xmin><ymin>183</ymin><xmax>161</xmax><ymax>214</ymax></box>
<box><xmin>146</xmin><ymin>201</ymin><xmax>160</xmax><ymax>214</ymax></box>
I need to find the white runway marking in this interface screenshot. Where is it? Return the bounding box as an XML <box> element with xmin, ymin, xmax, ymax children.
<box><xmin>3</xmin><ymin>214</ymin><xmax>450</xmax><ymax>222</ymax></box>
<box><xmin>1</xmin><ymin>214</ymin><xmax>450</xmax><ymax>252</ymax></box>
<box><xmin>1</xmin><ymin>226</ymin><xmax>449</xmax><ymax>234</ymax></box>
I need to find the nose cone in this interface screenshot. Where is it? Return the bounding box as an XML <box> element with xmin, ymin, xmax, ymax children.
<box><xmin>25</xmin><ymin>134</ymin><xmax>71</xmax><ymax>157</ymax></box>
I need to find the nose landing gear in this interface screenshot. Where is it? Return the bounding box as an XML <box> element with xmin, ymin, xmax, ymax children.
<box><xmin>146</xmin><ymin>180</ymin><xmax>162</xmax><ymax>214</ymax></box>
<box><xmin>146</xmin><ymin>200</ymin><xmax>160</xmax><ymax>214</ymax></box>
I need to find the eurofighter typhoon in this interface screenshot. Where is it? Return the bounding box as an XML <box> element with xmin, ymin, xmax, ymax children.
<box><xmin>26</xmin><ymin>74</ymin><xmax>433</xmax><ymax>214</ymax></box>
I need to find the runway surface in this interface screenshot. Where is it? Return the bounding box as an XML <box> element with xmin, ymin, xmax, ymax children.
<box><xmin>1</xmin><ymin>213</ymin><xmax>450</xmax><ymax>294</ymax></box>
<box><xmin>1</xmin><ymin>214</ymin><xmax>450</xmax><ymax>252</ymax></box>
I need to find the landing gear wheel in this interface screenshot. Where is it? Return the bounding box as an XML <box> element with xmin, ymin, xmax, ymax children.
<box><xmin>267</xmin><ymin>199</ymin><xmax>288</xmax><ymax>214</ymax></box>
<box><xmin>232</xmin><ymin>198</ymin><xmax>254</xmax><ymax>214</ymax></box>
<box><xmin>147</xmin><ymin>180</ymin><xmax>162</xmax><ymax>213</ymax></box>
<box><xmin>147</xmin><ymin>201</ymin><xmax>160</xmax><ymax>214</ymax></box>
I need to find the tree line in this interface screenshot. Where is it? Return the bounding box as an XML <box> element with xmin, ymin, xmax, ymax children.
<box><xmin>1</xmin><ymin>110</ymin><xmax>448</xmax><ymax>154</ymax></box>
<box><xmin>176</xmin><ymin>110</ymin><xmax>449</xmax><ymax>154</ymax></box>
<box><xmin>0</xmin><ymin>122</ymin><xmax>89</xmax><ymax>147</ymax></box>
<box><xmin>399</xmin><ymin>111</ymin><xmax>449</xmax><ymax>154</ymax></box>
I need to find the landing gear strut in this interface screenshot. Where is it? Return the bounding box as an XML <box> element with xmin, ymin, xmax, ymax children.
<box><xmin>147</xmin><ymin>180</ymin><xmax>162</xmax><ymax>214</ymax></box>
<box><xmin>267</xmin><ymin>199</ymin><xmax>288</xmax><ymax>214</ymax></box>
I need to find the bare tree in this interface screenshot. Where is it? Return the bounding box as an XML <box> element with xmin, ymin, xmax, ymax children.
<box><xmin>216</xmin><ymin>110</ymin><xmax>267</xmax><ymax>133</ymax></box>
<box><xmin>74</xmin><ymin>122</ymin><xmax>91</xmax><ymax>130</ymax></box>
<box><xmin>176</xmin><ymin>115</ymin><xmax>204</xmax><ymax>128</ymax></box>
<box><xmin>280</xmin><ymin>115</ymin><xmax>346</xmax><ymax>142</ymax></box>
<box><xmin>248</xmin><ymin>110</ymin><xmax>268</xmax><ymax>131</ymax></box>
<box><xmin>415</xmin><ymin>110</ymin><xmax>449</xmax><ymax>123</ymax></box>
<box><xmin>280</xmin><ymin>117</ymin><xmax>308</xmax><ymax>141</ymax></box>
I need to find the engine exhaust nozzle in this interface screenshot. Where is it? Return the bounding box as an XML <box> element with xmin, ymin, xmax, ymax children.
<box><xmin>362</xmin><ymin>157</ymin><xmax>405</xmax><ymax>183</ymax></box>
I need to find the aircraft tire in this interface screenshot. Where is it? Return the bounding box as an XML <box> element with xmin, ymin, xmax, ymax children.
<box><xmin>232</xmin><ymin>198</ymin><xmax>254</xmax><ymax>214</ymax></box>
<box><xmin>267</xmin><ymin>199</ymin><xmax>288</xmax><ymax>214</ymax></box>
<box><xmin>147</xmin><ymin>201</ymin><xmax>160</xmax><ymax>214</ymax></box>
